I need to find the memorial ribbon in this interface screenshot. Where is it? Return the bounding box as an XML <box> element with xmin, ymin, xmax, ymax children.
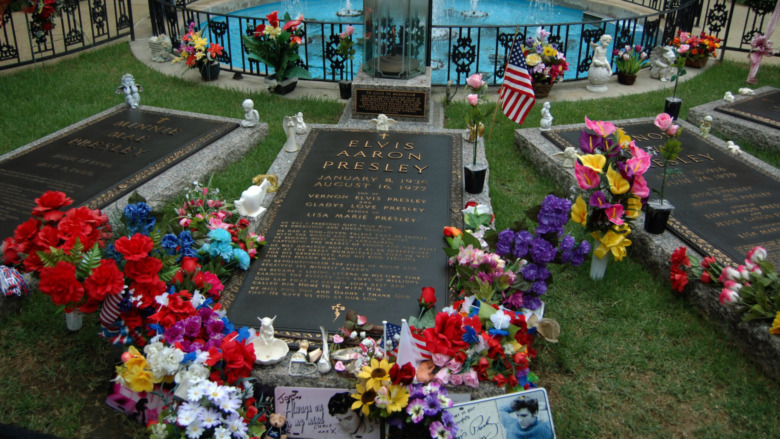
<box><xmin>746</xmin><ymin>1</ymin><xmax>780</xmax><ymax>84</ymax></box>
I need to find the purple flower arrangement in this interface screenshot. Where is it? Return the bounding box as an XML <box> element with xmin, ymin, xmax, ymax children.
<box><xmin>388</xmin><ymin>382</ymin><xmax>458</xmax><ymax>439</ymax></box>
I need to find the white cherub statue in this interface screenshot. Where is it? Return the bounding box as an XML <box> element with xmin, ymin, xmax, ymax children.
<box><xmin>283</xmin><ymin>116</ymin><xmax>298</xmax><ymax>152</ymax></box>
<box><xmin>726</xmin><ymin>140</ymin><xmax>741</xmax><ymax>155</ymax></box>
<box><xmin>552</xmin><ymin>146</ymin><xmax>578</xmax><ymax>168</ymax></box>
<box><xmin>699</xmin><ymin>115</ymin><xmax>713</xmax><ymax>138</ymax></box>
<box><xmin>294</xmin><ymin>112</ymin><xmax>307</xmax><ymax>135</ymax></box>
<box><xmin>738</xmin><ymin>87</ymin><xmax>756</xmax><ymax>95</ymax></box>
<box><xmin>116</xmin><ymin>73</ymin><xmax>142</xmax><ymax>109</ymax></box>
<box><xmin>370</xmin><ymin>114</ymin><xmax>398</xmax><ymax>131</ymax></box>
<box><xmin>649</xmin><ymin>46</ymin><xmax>677</xmax><ymax>82</ymax></box>
<box><xmin>724</xmin><ymin>91</ymin><xmax>735</xmax><ymax>103</ymax></box>
<box><xmin>234</xmin><ymin>179</ymin><xmax>271</xmax><ymax>219</ymax></box>
<box><xmin>251</xmin><ymin>316</ymin><xmax>290</xmax><ymax>365</ymax></box>
<box><xmin>540</xmin><ymin>102</ymin><xmax>553</xmax><ymax>131</ymax></box>
<box><xmin>240</xmin><ymin>99</ymin><xmax>260</xmax><ymax>128</ymax></box>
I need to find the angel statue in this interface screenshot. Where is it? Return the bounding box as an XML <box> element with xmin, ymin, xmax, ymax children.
<box><xmin>649</xmin><ymin>46</ymin><xmax>677</xmax><ymax>82</ymax></box>
<box><xmin>283</xmin><ymin>116</ymin><xmax>298</xmax><ymax>152</ymax></box>
<box><xmin>552</xmin><ymin>146</ymin><xmax>578</xmax><ymax>168</ymax></box>
<box><xmin>369</xmin><ymin>114</ymin><xmax>397</xmax><ymax>131</ymax></box>
<box><xmin>116</xmin><ymin>73</ymin><xmax>142</xmax><ymax>109</ymax></box>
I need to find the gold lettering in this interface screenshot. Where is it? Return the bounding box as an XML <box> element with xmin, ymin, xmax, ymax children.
<box><xmin>348</xmin><ymin>140</ymin><xmax>359</xmax><ymax>147</ymax></box>
<box><xmin>336</xmin><ymin>150</ymin><xmax>350</xmax><ymax>157</ymax></box>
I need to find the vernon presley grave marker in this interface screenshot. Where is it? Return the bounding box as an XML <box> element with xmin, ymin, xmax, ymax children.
<box><xmin>0</xmin><ymin>107</ymin><xmax>237</xmax><ymax>240</ymax></box>
<box><xmin>543</xmin><ymin>121</ymin><xmax>780</xmax><ymax>267</ymax></box>
<box><xmin>223</xmin><ymin>129</ymin><xmax>461</xmax><ymax>335</ymax></box>
<box><xmin>716</xmin><ymin>89</ymin><xmax>780</xmax><ymax>130</ymax></box>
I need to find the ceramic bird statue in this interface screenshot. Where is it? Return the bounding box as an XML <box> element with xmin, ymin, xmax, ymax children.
<box><xmin>723</xmin><ymin>91</ymin><xmax>735</xmax><ymax>103</ymax></box>
<box><xmin>726</xmin><ymin>140</ymin><xmax>741</xmax><ymax>155</ymax></box>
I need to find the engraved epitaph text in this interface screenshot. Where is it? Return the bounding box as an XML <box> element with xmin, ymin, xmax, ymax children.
<box><xmin>224</xmin><ymin>129</ymin><xmax>461</xmax><ymax>334</ymax></box>
<box><xmin>354</xmin><ymin>89</ymin><xmax>427</xmax><ymax>118</ymax></box>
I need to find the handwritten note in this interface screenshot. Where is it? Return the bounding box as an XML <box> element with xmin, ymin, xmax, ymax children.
<box><xmin>274</xmin><ymin>387</ymin><xmax>380</xmax><ymax>439</ymax></box>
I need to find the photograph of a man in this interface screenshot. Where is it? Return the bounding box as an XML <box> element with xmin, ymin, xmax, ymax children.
<box><xmin>499</xmin><ymin>396</ymin><xmax>554</xmax><ymax>439</ymax></box>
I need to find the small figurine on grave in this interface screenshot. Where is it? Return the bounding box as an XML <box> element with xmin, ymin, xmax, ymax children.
<box><xmin>291</xmin><ymin>339</ymin><xmax>310</xmax><ymax>363</ymax></box>
<box><xmin>370</xmin><ymin>114</ymin><xmax>397</xmax><ymax>131</ymax></box>
<box><xmin>726</xmin><ymin>140</ymin><xmax>741</xmax><ymax>155</ymax></box>
<box><xmin>241</xmin><ymin>99</ymin><xmax>260</xmax><ymax>128</ymax></box>
<box><xmin>263</xmin><ymin>413</ymin><xmax>288</xmax><ymax>439</ymax></box>
<box><xmin>587</xmin><ymin>34</ymin><xmax>612</xmax><ymax>93</ymax></box>
<box><xmin>724</xmin><ymin>91</ymin><xmax>735</xmax><ymax>103</ymax></box>
<box><xmin>738</xmin><ymin>87</ymin><xmax>756</xmax><ymax>96</ymax></box>
<box><xmin>252</xmin><ymin>174</ymin><xmax>279</xmax><ymax>192</ymax></box>
<box><xmin>649</xmin><ymin>46</ymin><xmax>677</xmax><ymax>82</ymax></box>
<box><xmin>234</xmin><ymin>179</ymin><xmax>271</xmax><ymax>219</ymax></box>
<box><xmin>294</xmin><ymin>112</ymin><xmax>307</xmax><ymax>135</ymax></box>
<box><xmin>552</xmin><ymin>146</ymin><xmax>578</xmax><ymax>168</ymax></box>
<box><xmin>251</xmin><ymin>315</ymin><xmax>289</xmax><ymax>365</ymax></box>
<box><xmin>116</xmin><ymin>73</ymin><xmax>142</xmax><ymax>109</ymax></box>
<box><xmin>148</xmin><ymin>35</ymin><xmax>174</xmax><ymax>62</ymax></box>
<box><xmin>699</xmin><ymin>115</ymin><xmax>713</xmax><ymax>138</ymax></box>
<box><xmin>283</xmin><ymin>116</ymin><xmax>298</xmax><ymax>152</ymax></box>
<box><xmin>540</xmin><ymin>102</ymin><xmax>553</xmax><ymax>131</ymax></box>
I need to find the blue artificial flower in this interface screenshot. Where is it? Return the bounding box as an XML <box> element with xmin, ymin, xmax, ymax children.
<box><xmin>161</xmin><ymin>233</ymin><xmax>179</xmax><ymax>253</ymax></box>
<box><xmin>462</xmin><ymin>325</ymin><xmax>480</xmax><ymax>344</ymax></box>
<box><xmin>571</xmin><ymin>240</ymin><xmax>591</xmax><ymax>267</ymax></box>
<box><xmin>488</xmin><ymin>328</ymin><xmax>509</xmax><ymax>337</ymax></box>
<box><xmin>178</xmin><ymin>230</ymin><xmax>195</xmax><ymax>248</ymax></box>
<box><xmin>104</xmin><ymin>243</ymin><xmax>124</xmax><ymax>264</ymax></box>
<box><xmin>523</xmin><ymin>294</ymin><xmax>542</xmax><ymax>310</ymax></box>
<box><xmin>215</xmin><ymin>241</ymin><xmax>234</xmax><ymax>262</ymax></box>
<box><xmin>236</xmin><ymin>326</ymin><xmax>252</xmax><ymax>342</ymax></box>
<box><xmin>182</xmin><ymin>351</ymin><xmax>197</xmax><ymax>364</ymax></box>
<box><xmin>531</xmin><ymin>281</ymin><xmax>548</xmax><ymax>296</ymax></box>
<box><xmin>536</xmin><ymin>195</ymin><xmax>572</xmax><ymax>236</ymax></box>
<box><xmin>123</xmin><ymin>202</ymin><xmax>155</xmax><ymax>235</ymax></box>
<box><xmin>207</xmin><ymin>228</ymin><xmax>231</xmax><ymax>243</ymax></box>
<box><xmin>496</xmin><ymin>229</ymin><xmax>515</xmax><ymax>256</ymax></box>
<box><xmin>233</xmin><ymin>248</ymin><xmax>250</xmax><ymax>270</ymax></box>
<box><xmin>522</xmin><ymin>263</ymin><xmax>540</xmax><ymax>282</ymax></box>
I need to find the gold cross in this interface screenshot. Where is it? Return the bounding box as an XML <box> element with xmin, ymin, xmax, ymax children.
<box><xmin>380</xmin><ymin>133</ymin><xmax>389</xmax><ymax>139</ymax></box>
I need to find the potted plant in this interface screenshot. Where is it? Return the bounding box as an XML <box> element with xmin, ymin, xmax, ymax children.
<box><xmin>663</xmin><ymin>50</ymin><xmax>686</xmax><ymax>120</ymax></box>
<box><xmin>645</xmin><ymin>112</ymin><xmax>682</xmax><ymax>234</ymax></box>
<box><xmin>464</xmin><ymin>72</ymin><xmax>488</xmax><ymax>193</ymax></box>
<box><xmin>172</xmin><ymin>22</ymin><xmax>225</xmax><ymax>82</ymax></box>
<box><xmin>336</xmin><ymin>25</ymin><xmax>356</xmax><ymax>99</ymax></box>
<box><xmin>613</xmin><ymin>44</ymin><xmax>648</xmax><ymax>85</ymax></box>
<box><xmin>672</xmin><ymin>30</ymin><xmax>721</xmax><ymax>68</ymax></box>
<box><xmin>242</xmin><ymin>11</ymin><xmax>312</xmax><ymax>94</ymax></box>
<box><xmin>570</xmin><ymin>117</ymin><xmax>649</xmax><ymax>279</ymax></box>
<box><xmin>522</xmin><ymin>27</ymin><xmax>569</xmax><ymax>98</ymax></box>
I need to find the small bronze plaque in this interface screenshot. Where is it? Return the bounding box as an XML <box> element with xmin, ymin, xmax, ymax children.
<box><xmin>223</xmin><ymin>129</ymin><xmax>462</xmax><ymax>335</ymax></box>
<box><xmin>0</xmin><ymin>107</ymin><xmax>238</xmax><ymax>240</ymax></box>
<box><xmin>354</xmin><ymin>88</ymin><xmax>427</xmax><ymax>118</ymax></box>
<box><xmin>543</xmin><ymin>122</ymin><xmax>780</xmax><ymax>267</ymax></box>
<box><xmin>716</xmin><ymin>89</ymin><xmax>780</xmax><ymax>129</ymax></box>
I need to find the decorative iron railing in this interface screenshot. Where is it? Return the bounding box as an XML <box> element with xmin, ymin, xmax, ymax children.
<box><xmin>0</xmin><ymin>0</ymin><xmax>134</xmax><ymax>71</ymax></box>
<box><xmin>152</xmin><ymin>0</ymin><xmax>706</xmax><ymax>85</ymax></box>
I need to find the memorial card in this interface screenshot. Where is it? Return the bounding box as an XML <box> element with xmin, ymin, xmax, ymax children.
<box><xmin>223</xmin><ymin>129</ymin><xmax>462</xmax><ymax>337</ymax></box>
<box><xmin>274</xmin><ymin>386</ymin><xmax>380</xmax><ymax>439</ymax></box>
<box><xmin>446</xmin><ymin>388</ymin><xmax>556</xmax><ymax>439</ymax></box>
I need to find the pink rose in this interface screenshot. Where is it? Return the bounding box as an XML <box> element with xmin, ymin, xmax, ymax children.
<box><xmin>434</xmin><ymin>368</ymin><xmax>450</xmax><ymax>384</ymax></box>
<box><xmin>449</xmin><ymin>373</ymin><xmax>463</xmax><ymax>386</ymax></box>
<box><xmin>466</xmin><ymin>94</ymin><xmax>479</xmax><ymax>106</ymax></box>
<box><xmin>747</xmin><ymin>246</ymin><xmax>767</xmax><ymax>264</ymax></box>
<box><xmin>678</xmin><ymin>44</ymin><xmax>690</xmax><ymax>54</ymax></box>
<box><xmin>719</xmin><ymin>288</ymin><xmax>740</xmax><ymax>305</ymax></box>
<box><xmin>462</xmin><ymin>370</ymin><xmax>479</xmax><ymax>388</ymax></box>
<box><xmin>345</xmin><ymin>25</ymin><xmax>354</xmax><ymax>36</ymax></box>
<box><xmin>432</xmin><ymin>353</ymin><xmax>450</xmax><ymax>367</ymax></box>
<box><xmin>654</xmin><ymin>113</ymin><xmax>673</xmax><ymax>131</ymax></box>
<box><xmin>446</xmin><ymin>359</ymin><xmax>463</xmax><ymax>374</ymax></box>
<box><xmin>466</xmin><ymin>73</ymin><xmax>484</xmax><ymax>90</ymax></box>
<box><xmin>666</xmin><ymin>124</ymin><xmax>680</xmax><ymax>136</ymax></box>
<box><xmin>723</xmin><ymin>280</ymin><xmax>742</xmax><ymax>292</ymax></box>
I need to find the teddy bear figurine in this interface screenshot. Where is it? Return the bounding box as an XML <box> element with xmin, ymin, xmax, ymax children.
<box><xmin>263</xmin><ymin>413</ymin><xmax>288</xmax><ymax>439</ymax></box>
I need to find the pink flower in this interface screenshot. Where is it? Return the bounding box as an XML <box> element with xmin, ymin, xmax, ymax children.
<box><xmin>466</xmin><ymin>94</ymin><xmax>479</xmax><ymax>106</ymax></box>
<box><xmin>605</xmin><ymin>204</ymin><xmax>625</xmax><ymax>225</ymax></box>
<box><xmin>434</xmin><ymin>368</ymin><xmax>450</xmax><ymax>384</ymax></box>
<box><xmin>666</xmin><ymin>124</ymin><xmax>680</xmax><ymax>136</ymax></box>
<box><xmin>446</xmin><ymin>359</ymin><xmax>463</xmax><ymax>374</ymax></box>
<box><xmin>736</xmin><ymin>265</ymin><xmax>750</xmax><ymax>280</ymax></box>
<box><xmin>640</xmin><ymin>52</ymin><xmax>648</xmax><ymax>60</ymax></box>
<box><xmin>574</xmin><ymin>162</ymin><xmax>601</xmax><ymax>190</ymax></box>
<box><xmin>462</xmin><ymin>370</ymin><xmax>480</xmax><ymax>388</ymax></box>
<box><xmin>432</xmin><ymin>353</ymin><xmax>450</xmax><ymax>367</ymax></box>
<box><xmin>747</xmin><ymin>246</ymin><xmax>767</xmax><ymax>264</ymax></box>
<box><xmin>723</xmin><ymin>280</ymin><xmax>742</xmax><ymax>292</ymax></box>
<box><xmin>466</xmin><ymin>73</ymin><xmax>484</xmax><ymax>90</ymax></box>
<box><xmin>344</xmin><ymin>25</ymin><xmax>354</xmax><ymax>36</ymax></box>
<box><xmin>584</xmin><ymin>116</ymin><xmax>616</xmax><ymax>138</ymax></box>
<box><xmin>718</xmin><ymin>266</ymin><xmax>740</xmax><ymax>282</ymax></box>
<box><xmin>719</xmin><ymin>288</ymin><xmax>740</xmax><ymax>305</ymax></box>
<box><xmin>356</xmin><ymin>314</ymin><xmax>367</xmax><ymax>325</ymax></box>
<box><xmin>678</xmin><ymin>31</ymin><xmax>690</xmax><ymax>43</ymax></box>
<box><xmin>678</xmin><ymin>44</ymin><xmax>690</xmax><ymax>54</ymax></box>
<box><xmin>622</xmin><ymin>53</ymin><xmax>629</xmax><ymax>61</ymax></box>
<box><xmin>654</xmin><ymin>113</ymin><xmax>673</xmax><ymax>131</ymax></box>
<box><xmin>630</xmin><ymin>175</ymin><xmax>650</xmax><ymax>198</ymax></box>
<box><xmin>179</xmin><ymin>218</ymin><xmax>191</xmax><ymax>227</ymax></box>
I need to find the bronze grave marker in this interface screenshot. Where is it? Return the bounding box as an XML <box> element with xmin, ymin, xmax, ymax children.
<box><xmin>0</xmin><ymin>107</ymin><xmax>238</xmax><ymax>240</ymax></box>
<box><xmin>354</xmin><ymin>88</ymin><xmax>427</xmax><ymax>118</ymax></box>
<box><xmin>715</xmin><ymin>88</ymin><xmax>780</xmax><ymax>130</ymax></box>
<box><xmin>222</xmin><ymin>128</ymin><xmax>462</xmax><ymax>335</ymax></box>
<box><xmin>543</xmin><ymin>121</ymin><xmax>780</xmax><ymax>267</ymax></box>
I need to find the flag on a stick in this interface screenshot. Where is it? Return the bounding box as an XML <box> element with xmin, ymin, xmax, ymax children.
<box><xmin>499</xmin><ymin>37</ymin><xmax>536</xmax><ymax>124</ymax></box>
<box><xmin>395</xmin><ymin>319</ymin><xmax>431</xmax><ymax>368</ymax></box>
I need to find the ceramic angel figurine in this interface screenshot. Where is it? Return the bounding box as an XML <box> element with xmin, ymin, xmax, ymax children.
<box><xmin>234</xmin><ymin>179</ymin><xmax>271</xmax><ymax>219</ymax></box>
<box><xmin>649</xmin><ymin>46</ymin><xmax>677</xmax><ymax>82</ymax></box>
<box><xmin>283</xmin><ymin>116</ymin><xmax>298</xmax><ymax>152</ymax></box>
<box><xmin>116</xmin><ymin>73</ymin><xmax>142</xmax><ymax>109</ymax></box>
<box><xmin>241</xmin><ymin>99</ymin><xmax>260</xmax><ymax>128</ymax></box>
<box><xmin>738</xmin><ymin>88</ymin><xmax>756</xmax><ymax>95</ymax></box>
<box><xmin>699</xmin><ymin>115</ymin><xmax>713</xmax><ymax>138</ymax></box>
<box><xmin>587</xmin><ymin>34</ymin><xmax>612</xmax><ymax>92</ymax></box>
<box><xmin>552</xmin><ymin>146</ymin><xmax>578</xmax><ymax>168</ymax></box>
<box><xmin>370</xmin><ymin>114</ymin><xmax>397</xmax><ymax>131</ymax></box>
<box><xmin>294</xmin><ymin>112</ymin><xmax>307</xmax><ymax>135</ymax></box>
<box><xmin>724</xmin><ymin>91</ymin><xmax>735</xmax><ymax>103</ymax></box>
<box><xmin>540</xmin><ymin>102</ymin><xmax>553</xmax><ymax>131</ymax></box>
<box><xmin>726</xmin><ymin>140</ymin><xmax>741</xmax><ymax>155</ymax></box>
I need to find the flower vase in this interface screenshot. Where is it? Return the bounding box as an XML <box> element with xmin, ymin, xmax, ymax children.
<box><xmin>65</xmin><ymin>309</ymin><xmax>83</xmax><ymax>331</ymax></box>
<box><xmin>590</xmin><ymin>253</ymin><xmax>609</xmax><ymax>280</ymax></box>
<box><xmin>198</xmin><ymin>62</ymin><xmax>221</xmax><ymax>81</ymax></box>
<box><xmin>532</xmin><ymin>81</ymin><xmax>553</xmax><ymax>98</ymax></box>
<box><xmin>644</xmin><ymin>199</ymin><xmax>674</xmax><ymax>234</ymax></box>
<box><xmin>339</xmin><ymin>80</ymin><xmax>352</xmax><ymax>99</ymax></box>
<box><xmin>684</xmin><ymin>57</ymin><xmax>708</xmax><ymax>68</ymax></box>
<box><xmin>664</xmin><ymin>97</ymin><xmax>683</xmax><ymax>120</ymax></box>
<box><xmin>464</xmin><ymin>162</ymin><xmax>488</xmax><ymax>194</ymax></box>
<box><xmin>266</xmin><ymin>76</ymin><xmax>298</xmax><ymax>95</ymax></box>
<box><xmin>617</xmin><ymin>72</ymin><xmax>637</xmax><ymax>85</ymax></box>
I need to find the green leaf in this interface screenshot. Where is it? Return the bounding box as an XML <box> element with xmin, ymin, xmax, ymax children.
<box><xmin>158</xmin><ymin>265</ymin><xmax>180</xmax><ymax>283</ymax></box>
<box><xmin>76</xmin><ymin>243</ymin><xmax>103</xmax><ymax>279</ymax></box>
<box><xmin>127</xmin><ymin>191</ymin><xmax>147</xmax><ymax>205</ymax></box>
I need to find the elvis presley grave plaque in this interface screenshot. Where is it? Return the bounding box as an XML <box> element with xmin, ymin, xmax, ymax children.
<box><xmin>223</xmin><ymin>129</ymin><xmax>462</xmax><ymax>336</ymax></box>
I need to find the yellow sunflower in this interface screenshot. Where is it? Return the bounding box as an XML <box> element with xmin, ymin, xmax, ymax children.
<box><xmin>358</xmin><ymin>358</ymin><xmax>392</xmax><ymax>391</ymax></box>
<box><xmin>543</xmin><ymin>46</ymin><xmax>557</xmax><ymax>58</ymax></box>
<box><xmin>384</xmin><ymin>384</ymin><xmax>410</xmax><ymax>414</ymax></box>
<box><xmin>351</xmin><ymin>382</ymin><xmax>377</xmax><ymax>416</ymax></box>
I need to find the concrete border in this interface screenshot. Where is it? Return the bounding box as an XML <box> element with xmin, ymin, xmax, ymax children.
<box><xmin>514</xmin><ymin>119</ymin><xmax>780</xmax><ymax>381</ymax></box>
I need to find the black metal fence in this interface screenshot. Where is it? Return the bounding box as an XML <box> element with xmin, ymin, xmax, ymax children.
<box><xmin>0</xmin><ymin>0</ymin><xmax>134</xmax><ymax>71</ymax></box>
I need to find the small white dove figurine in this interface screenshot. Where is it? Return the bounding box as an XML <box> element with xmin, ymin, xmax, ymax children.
<box><xmin>370</xmin><ymin>114</ymin><xmax>397</xmax><ymax>131</ymax></box>
<box><xmin>723</xmin><ymin>91</ymin><xmax>735</xmax><ymax>103</ymax></box>
<box><xmin>234</xmin><ymin>179</ymin><xmax>271</xmax><ymax>219</ymax></box>
<box><xmin>726</xmin><ymin>141</ymin><xmax>741</xmax><ymax>155</ymax></box>
<box><xmin>738</xmin><ymin>88</ymin><xmax>756</xmax><ymax>96</ymax></box>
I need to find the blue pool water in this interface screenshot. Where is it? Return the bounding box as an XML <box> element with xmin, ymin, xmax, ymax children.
<box><xmin>212</xmin><ymin>0</ymin><xmax>640</xmax><ymax>83</ymax></box>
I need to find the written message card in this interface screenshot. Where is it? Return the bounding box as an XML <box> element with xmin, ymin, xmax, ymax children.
<box><xmin>446</xmin><ymin>388</ymin><xmax>556</xmax><ymax>439</ymax></box>
<box><xmin>543</xmin><ymin>121</ymin><xmax>780</xmax><ymax>267</ymax></box>
<box><xmin>274</xmin><ymin>387</ymin><xmax>380</xmax><ymax>439</ymax></box>
<box><xmin>224</xmin><ymin>129</ymin><xmax>462</xmax><ymax>336</ymax></box>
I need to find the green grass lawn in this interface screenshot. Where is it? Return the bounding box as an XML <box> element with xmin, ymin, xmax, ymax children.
<box><xmin>1</xmin><ymin>42</ymin><xmax>779</xmax><ymax>438</ymax></box>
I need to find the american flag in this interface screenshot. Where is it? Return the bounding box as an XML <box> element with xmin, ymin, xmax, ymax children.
<box><xmin>499</xmin><ymin>36</ymin><xmax>536</xmax><ymax>124</ymax></box>
<box><xmin>395</xmin><ymin>319</ymin><xmax>432</xmax><ymax>368</ymax></box>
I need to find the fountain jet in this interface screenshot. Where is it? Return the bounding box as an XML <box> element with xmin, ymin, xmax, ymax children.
<box><xmin>337</xmin><ymin>0</ymin><xmax>362</xmax><ymax>17</ymax></box>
